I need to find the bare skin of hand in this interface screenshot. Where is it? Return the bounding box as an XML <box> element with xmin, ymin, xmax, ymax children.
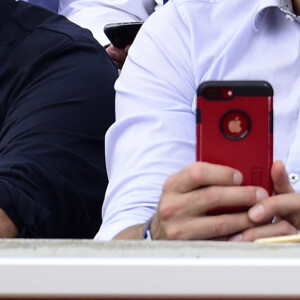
<box><xmin>293</xmin><ymin>0</ymin><xmax>300</xmax><ymax>15</ymax></box>
<box><xmin>230</xmin><ymin>160</ymin><xmax>300</xmax><ymax>241</ymax></box>
<box><xmin>106</xmin><ymin>44</ymin><xmax>130</xmax><ymax>70</ymax></box>
<box><xmin>114</xmin><ymin>162</ymin><xmax>269</xmax><ymax>240</ymax></box>
<box><xmin>0</xmin><ymin>207</ymin><xmax>18</xmax><ymax>238</ymax></box>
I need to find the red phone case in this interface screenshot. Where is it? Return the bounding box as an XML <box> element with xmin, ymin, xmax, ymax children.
<box><xmin>196</xmin><ymin>81</ymin><xmax>273</xmax><ymax>212</ymax></box>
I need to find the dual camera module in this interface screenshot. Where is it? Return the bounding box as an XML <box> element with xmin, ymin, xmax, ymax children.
<box><xmin>203</xmin><ymin>87</ymin><xmax>234</xmax><ymax>100</ymax></box>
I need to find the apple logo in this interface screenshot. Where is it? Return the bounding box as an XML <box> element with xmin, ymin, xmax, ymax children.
<box><xmin>220</xmin><ymin>110</ymin><xmax>250</xmax><ymax>140</ymax></box>
<box><xmin>228</xmin><ymin>116</ymin><xmax>242</xmax><ymax>134</ymax></box>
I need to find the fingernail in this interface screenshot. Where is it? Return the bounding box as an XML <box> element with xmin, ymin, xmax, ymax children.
<box><xmin>233</xmin><ymin>172</ymin><xmax>243</xmax><ymax>185</ymax></box>
<box><xmin>229</xmin><ymin>233</ymin><xmax>243</xmax><ymax>242</ymax></box>
<box><xmin>249</xmin><ymin>204</ymin><xmax>264</xmax><ymax>221</ymax></box>
<box><xmin>256</xmin><ymin>189</ymin><xmax>268</xmax><ymax>201</ymax></box>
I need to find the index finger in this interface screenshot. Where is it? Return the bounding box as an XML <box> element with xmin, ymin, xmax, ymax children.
<box><xmin>164</xmin><ymin>162</ymin><xmax>243</xmax><ymax>194</ymax></box>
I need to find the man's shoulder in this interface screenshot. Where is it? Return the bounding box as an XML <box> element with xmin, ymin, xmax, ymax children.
<box><xmin>12</xmin><ymin>1</ymin><xmax>96</xmax><ymax>46</ymax></box>
<box><xmin>173</xmin><ymin>0</ymin><xmax>252</xmax><ymax>9</ymax></box>
<box><xmin>172</xmin><ymin>0</ymin><xmax>256</xmax><ymax>26</ymax></box>
<box><xmin>3</xmin><ymin>1</ymin><xmax>109</xmax><ymax>87</ymax></box>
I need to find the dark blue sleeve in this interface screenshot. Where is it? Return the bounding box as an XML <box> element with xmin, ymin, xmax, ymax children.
<box><xmin>0</xmin><ymin>25</ymin><xmax>117</xmax><ymax>237</ymax></box>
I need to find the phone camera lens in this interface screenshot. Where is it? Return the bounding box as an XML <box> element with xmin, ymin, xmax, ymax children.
<box><xmin>203</xmin><ymin>87</ymin><xmax>234</xmax><ymax>100</ymax></box>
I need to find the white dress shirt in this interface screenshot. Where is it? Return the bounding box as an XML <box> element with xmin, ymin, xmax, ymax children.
<box><xmin>59</xmin><ymin>0</ymin><xmax>163</xmax><ymax>45</ymax></box>
<box><xmin>96</xmin><ymin>0</ymin><xmax>300</xmax><ymax>240</ymax></box>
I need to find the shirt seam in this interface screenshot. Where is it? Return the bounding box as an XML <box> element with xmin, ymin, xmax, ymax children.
<box><xmin>8</xmin><ymin>15</ymin><xmax>79</xmax><ymax>44</ymax></box>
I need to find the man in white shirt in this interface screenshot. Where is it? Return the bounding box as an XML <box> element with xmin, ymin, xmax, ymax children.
<box><xmin>59</xmin><ymin>0</ymin><xmax>163</xmax><ymax>45</ymax></box>
<box><xmin>59</xmin><ymin>0</ymin><xmax>164</xmax><ymax>68</ymax></box>
<box><xmin>96</xmin><ymin>0</ymin><xmax>300</xmax><ymax>241</ymax></box>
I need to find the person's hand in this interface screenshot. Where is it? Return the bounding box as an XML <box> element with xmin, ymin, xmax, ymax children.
<box><xmin>106</xmin><ymin>44</ymin><xmax>130</xmax><ymax>70</ymax></box>
<box><xmin>229</xmin><ymin>160</ymin><xmax>300</xmax><ymax>241</ymax></box>
<box><xmin>149</xmin><ymin>162</ymin><xmax>269</xmax><ymax>240</ymax></box>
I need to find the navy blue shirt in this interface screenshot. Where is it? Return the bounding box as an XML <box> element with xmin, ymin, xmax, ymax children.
<box><xmin>0</xmin><ymin>0</ymin><xmax>118</xmax><ymax>238</ymax></box>
<box><xmin>25</xmin><ymin>0</ymin><xmax>59</xmax><ymax>12</ymax></box>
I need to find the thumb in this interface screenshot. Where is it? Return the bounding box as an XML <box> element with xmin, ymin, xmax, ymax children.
<box><xmin>271</xmin><ymin>160</ymin><xmax>294</xmax><ymax>194</ymax></box>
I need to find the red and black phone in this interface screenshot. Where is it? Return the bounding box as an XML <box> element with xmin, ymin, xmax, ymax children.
<box><xmin>196</xmin><ymin>81</ymin><xmax>273</xmax><ymax>202</ymax></box>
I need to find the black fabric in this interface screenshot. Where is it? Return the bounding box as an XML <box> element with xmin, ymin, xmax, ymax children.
<box><xmin>26</xmin><ymin>0</ymin><xmax>59</xmax><ymax>12</ymax></box>
<box><xmin>0</xmin><ymin>0</ymin><xmax>118</xmax><ymax>238</ymax></box>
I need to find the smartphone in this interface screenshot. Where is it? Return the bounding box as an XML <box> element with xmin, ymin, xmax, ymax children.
<box><xmin>104</xmin><ymin>21</ymin><xmax>144</xmax><ymax>48</ymax></box>
<box><xmin>196</xmin><ymin>81</ymin><xmax>273</xmax><ymax>212</ymax></box>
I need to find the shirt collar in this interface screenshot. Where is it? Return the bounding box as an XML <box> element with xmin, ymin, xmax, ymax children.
<box><xmin>0</xmin><ymin>0</ymin><xmax>17</xmax><ymax>29</ymax></box>
<box><xmin>254</xmin><ymin>0</ymin><xmax>300</xmax><ymax>31</ymax></box>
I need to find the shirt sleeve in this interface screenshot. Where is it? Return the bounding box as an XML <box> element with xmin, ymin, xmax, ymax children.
<box><xmin>0</xmin><ymin>25</ymin><xmax>118</xmax><ymax>238</ymax></box>
<box><xmin>96</xmin><ymin>2</ymin><xmax>196</xmax><ymax>240</ymax></box>
<box><xmin>59</xmin><ymin>0</ymin><xmax>158</xmax><ymax>45</ymax></box>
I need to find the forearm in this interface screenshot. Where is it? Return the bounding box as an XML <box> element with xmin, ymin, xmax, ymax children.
<box><xmin>0</xmin><ymin>32</ymin><xmax>116</xmax><ymax>238</ymax></box>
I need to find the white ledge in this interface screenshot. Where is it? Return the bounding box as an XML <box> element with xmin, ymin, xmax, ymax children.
<box><xmin>0</xmin><ymin>239</ymin><xmax>299</xmax><ymax>299</ymax></box>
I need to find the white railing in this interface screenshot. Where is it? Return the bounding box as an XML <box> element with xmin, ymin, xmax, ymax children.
<box><xmin>0</xmin><ymin>239</ymin><xmax>299</xmax><ymax>299</ymax></box>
